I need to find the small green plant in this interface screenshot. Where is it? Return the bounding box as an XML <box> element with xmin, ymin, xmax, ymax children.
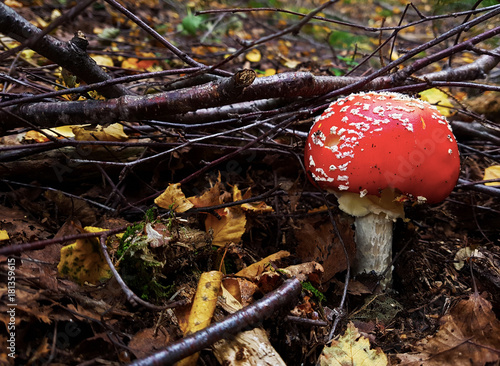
<box><xmin>302</xmin><ymin>281</ymin><xmax>326</xmax><ymax>303</ymax></box>
<box><xmin>179</xmin><ymin>9</ymin><xmax>207</xmax><ymax>36</ymax></box>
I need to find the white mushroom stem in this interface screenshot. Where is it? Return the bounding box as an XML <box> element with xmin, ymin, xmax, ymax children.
<box><xmin>335</xmin><ymin>189</ymin><xmax>404</xmax><ymax>290</ymax></box>
<box><xmin>354</xmin><ymin>213</ymin><xmax>393</xmax><ymax>289</ymax></box>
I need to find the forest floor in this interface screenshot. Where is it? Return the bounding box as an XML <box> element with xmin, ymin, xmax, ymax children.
<box><xmin>0</xmin><ymin>0</ymin><xmax>499</xmax><ymax>365</ymax></box>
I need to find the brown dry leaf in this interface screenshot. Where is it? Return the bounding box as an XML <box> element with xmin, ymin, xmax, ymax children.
<box><xmin>281</xmin><ymin>261</ymin><xmax>324</xmax><ymax>283</ymax></box>
<box><xmin>205</xmin><ymin>207</ymin><xmax>246</xmax><ymax>247</ymax></box>
<box><xmin>397</xmin><ymin>293</ymin><xmax>500</xmax><ymax>365</ymax></box>
<box><xmin>320</xmin><ymin>322</ymin><xmax>388</xmax><ymax>366</ymax></box>
<box><xmin>73</xmin><ymin>123</ymin><xmax>128</xmax><ymax>142</ymax></box>
<box><xmin>235</xmin><ymin>250</ymin><xmax>290</xmax><ymax>279</ymax></box>
<box><xmin>26</xmin><ymin>337</ymin><xmax>51</xmax><ymax>365</ymax></box>
<box><xmin>155</xmin><ymin>183</ymin><xmax>194</xmax><ymax>213</ymax></box>
<box><xmin>294</xmin><ymin>216</ymin><xmax>355</xmax><ymax>282</ymax></box>
<box><xmin>44</xmin><ymin>190</ymin><xmax>97</xmax><ymax>225</ymax></box>
<box><xmin>222</xmin><ymin>277</ymin><xmax>258</xmax><ymax>307</ymax></box>
<box><xmin>129</xmin><ymin>327</ymin><xmax>172</xmax><ymax>360</ymax></box>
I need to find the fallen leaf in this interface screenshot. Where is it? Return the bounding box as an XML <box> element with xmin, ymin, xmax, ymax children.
<box><xmin>155</xmin><ymin>183</ymin><xmax>194</xmax><ymax>213</ymax></box>
<box><xmin>397</xmin><ymin>293</ymin><xmax>500</xmax><ymax>365</ymax></box>
<box><xmin>178</xmin><ymin>271</ymin><xmax>223</xmax><ymax>366</ymax></box>
<box><xmin>205</xmin><ymin>207</ymin><xmax>246</xmax><ymax>247</ymax></box>
<box><xmin>129</xmin><ymin>327</ymin><xmax>172</xmax><ymax>360</ymax></box>
<box><xmin>280</xmin><ymin>261</ymin><xmax>324</xmax><ymax>283</ymax></box>
<box><xmin>233</xmin><ymin>185</ymin><xmax>273</xmax><ymax>213</ymax></box>
<box><xmin>319</xmin><ymin>322</ymin><xmax>388</xmax><ymax>366</ymax></box>
<box><xmin>235</xmin><ymin>250</ymin><xmax>290</xmax><ymax>279</ymax></box>
<box><xmin>419</xmin><ymin>88</ymin><xmax>454</xmax><ymax>117</ymax></box>
<box><xmin>90</xmin><ymin>54</ymin><xmax>114</xmax><ymax>67</ymax></box>
<box><xmin>0</xmin><ymin>230</ymin><xmax>9</xmax><ymax>241</ymax></box>
<box><xmin>245</xmin><ymin>49</ymin><xmax>261</xmax><ymax>63</ymax></box>
<box><xmin>483</xmin><ymin>165</ymin><xmax>500</xmax><ymax>186</ymax></box>
<box><xmin>213</xmin><ymin>285</ymin><xmax>287</xmax><ymax>366</ymax></box>
<box><xmin>73</xmin><ymin>123</ymin><xmax>128</xmax><ymax>142</ymax></box>
<box><xmin>57</xmin><ymin>227</ymin><xmax>113</xmax><ymax>285</ymax></box>
<box><xmin>453</xmin><ymin>247</ymin><xmax>485</xmax><ymax>270</ymax></box>
<box><xmin>294</xmin><ymin>216</ymin><xmax>355</xmax><ymax>282</ymax></box>
<box><xmin>187</xmin><ymin>182</ymin><xmax>223</xmax><ymax>208</ymax></box>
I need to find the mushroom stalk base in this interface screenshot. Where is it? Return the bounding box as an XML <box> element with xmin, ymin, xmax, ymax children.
<box><xmin>354</xmin><ymin>213</ymin><xmax>393</xmax><ymax>289</ymax></box>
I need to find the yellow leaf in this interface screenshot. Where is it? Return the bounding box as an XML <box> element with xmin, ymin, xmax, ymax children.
<box><xmin>25</xmin><ymin>125</ymin><xmax>91</xmax><ymax>142</ymax></box>
<box><xmin>90</xmin><ymin>54</ymin><xmax>114</xmax><ymax>67</ymax></box>
<box><xmin>21</xmin><ymin>49</ymin><xmax>35</xmax><ymax>60</ymax></box>
<box><xmin>0</xmin><ymin>230</ymin><xmax>9</xmax><ymax>241</ymax></box>
<box><xmin>419</xmin><ymin>88</ymin><xmax>454</xmax><ymax>117</ymax></box>
<box><xmin>233</xmin><ymin>185</ymin><xmax>273</xmax><ymax>213</ymax></box>
<box><xmin>121</xmin><ymin>57</ymin><xmax>139</xmax><ymax>70</ymax></box>
<box><xmin>5</xmin><ymin>0</ymin><xmax>23</xmax><ymax>8</ymax></box>
<box><xmin>178</xmin><ymin>271</ymin><xmax>223</xmax><ymax>366</ymax></box>
<box><xmin>187</xmin><ymin>271</ymin><xmax>223</xmax><ymax>333</ymax></box>
<box><xmin>319</xmin><ymin>322</ymin><xmax>388</xmax><ymax>366</ymax></box>
<box><xmin>263</xmin><ymin>68</ymin><xmax>276</xmax><ymax>77</ymax></box>
<box><xmin>484</xmin><ymin>165</ymin><xmax>500</xmax><ymax>186</ymax></box>
<box><xmin>57</xmin><ymin>227</ymin><xmax>113</xmax><ymax>285</ymax></box>
<box><xmin>206</xmin><ymin>207</ymin><xmax>246</xmax><ymax>247</ymax></box>
<box><xmin>187</xmin><ymin>182</ymin><xmax>223</xmax><ymax>208</ymax></box>
<box><xmin>245</xmin><ymin>49</ymin><xmax>261</xmax><ymax>63</ymax></box>
<box><xmin>155</xmin><ymin>183</ymin><xmax>194</xmax><ymax>213</ymax></box>
<box><xmin>73</xmin><ymin>123</ymin><xmax>128</xmax><ymax>142</ymax></box>
<box><xmin>236</xmin><ymin>251</ymin><xmax>290</xmax><ymax>278</ymax></box>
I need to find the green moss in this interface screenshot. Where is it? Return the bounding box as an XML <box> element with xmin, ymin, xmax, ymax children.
<box><xmin>302</xmin><ymin>281</ymin><xmax>326</xmax><ymax>303</ymax></box>
<box><xmin>117</xmin><ymin>222</ymin><xmax>145</xmax><ymax>259</ymax></box>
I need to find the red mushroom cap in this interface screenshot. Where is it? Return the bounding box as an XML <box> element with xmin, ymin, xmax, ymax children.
<box><xmin>305</xmin><ymin>91</ymin><xmax>460</xmax><ymax>204</ymax></box>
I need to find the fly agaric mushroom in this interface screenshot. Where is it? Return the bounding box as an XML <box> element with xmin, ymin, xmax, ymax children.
<box><xmin>305</xmin><ymin>91</ymin><xmax>460</xmax><ymax>289</ymax></box>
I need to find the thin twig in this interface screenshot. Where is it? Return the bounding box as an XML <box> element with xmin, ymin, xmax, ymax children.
<box><xmin>98</xmin><ymin>236</ymin><xmax>187</xmax><ymax>310</ymax></box>
<box><xmin>0</xmin><ymin>227</ymin><xmax>126</xmax><ymax>256</ymax></box>
<box><xmin>102</xmin><ymin>0</ymin><xmax>230</xmax><ymax>77</ymax></box>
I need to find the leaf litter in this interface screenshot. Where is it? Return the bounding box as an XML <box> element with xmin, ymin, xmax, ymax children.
<box><xmin>0</xmin><ymin>0</ymin><xmax>499</xmax><ymax>365</ymax></box>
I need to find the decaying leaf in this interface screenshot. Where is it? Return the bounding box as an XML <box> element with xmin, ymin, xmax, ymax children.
<box><xmin>57</xmin><ymin>227</ymin><xmax>113</xmax><ymax>285</ymax></box>
<box><xmin>320</xmin><ymin>322</ymin><xmax>388</xmax><ymax>366</ymax></box>
<box><xmin>294</xmin><ymin>216</ymin><xmax>355</xmax><ymax>282</ymax></box>
<box><xmin>483</xmin><ymin>165</ymin><xmax>500</xmax><ymax>186</ymax></box>
<box><xmin>453</xmin><ymin>247</ymin><xmax>485</xmax><ymax>270</ymax></box>
<box><xmin>206</xmin><ymin>207</ymin><xmax>246</xmax><ymax>247</ymax></box>
<box><xmin>397</xmin><ymin>293</ymin><xmax>500</xmax><ymax>366</ymax></box>
<box><xmin>280</xmin><ymin>261</ymin><xmax>324</xmax><ymax>283</ymax></box>
<box><xmin>155</xmin><ymin>183</ymin><xmax>194</xmax><ymax>213</ymax></box>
